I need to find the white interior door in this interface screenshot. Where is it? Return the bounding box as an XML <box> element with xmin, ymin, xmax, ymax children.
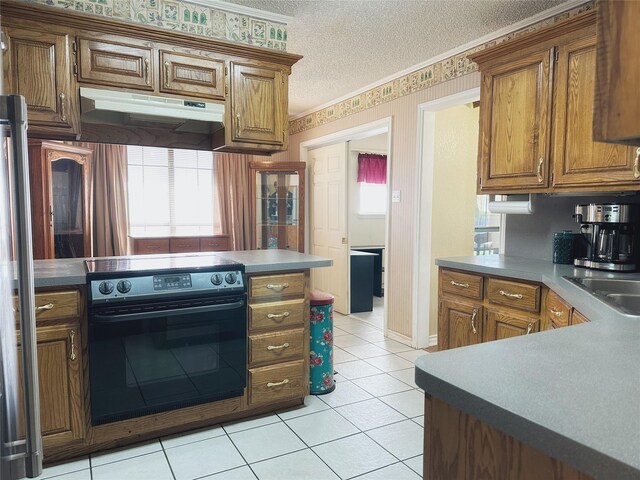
<box><xmin>309</xmin><ymin>142</ymin><xmax>349</xmax><ymax>314</ymax></box>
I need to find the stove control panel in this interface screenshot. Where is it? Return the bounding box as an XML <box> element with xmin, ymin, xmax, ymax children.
<box><xmin>89</xmin><ymin>270</ymin><xmax>244</xmax><ymax>304</ymax></box>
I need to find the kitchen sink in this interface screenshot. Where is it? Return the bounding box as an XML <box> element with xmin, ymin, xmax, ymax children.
<box><xmin>565</xmin><ymin>277</ymin><xmax>640</xmax><ymax>316</ymax></box>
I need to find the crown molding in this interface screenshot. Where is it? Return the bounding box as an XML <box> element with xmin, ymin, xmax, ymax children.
<box><xmin>191</xmin><ymin>0</ymin><xmax>292</xmax><ymax>24</ymax></box>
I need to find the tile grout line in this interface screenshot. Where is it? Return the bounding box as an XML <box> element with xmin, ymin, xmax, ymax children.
<box><xmin>159</xmin><ymin>440</ymin><xmax>178</xmax><ymax>480</ymax></box>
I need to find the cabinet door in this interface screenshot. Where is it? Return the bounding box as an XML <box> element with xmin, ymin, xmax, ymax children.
<box><xmin>78</xmin><ymin>37</ymin><xmax>154</xmax><ymax>90</ymax></box>
<box><xmin>230</xmin><ymin>63</ymin><xmax>286</xmax><ymax>147</ymax></box>
<box><xmin>593</xmin><ymin>0</ymin><xmax>640</xmax><ymax>146</ymax></box>
<box><xmin>478</xmin><ymin>49</ymin><xmax>553</xmax><ymax>192</ymax></box>
<box><xmin>160</xmin><ymin>51</ymin><xmax>225</xmax><ymax>100</ymax></box>
<box><xmin>18</xmin><ymin>324</ymin><xmax>84</xmax><ymax>449</ymax></box>
<box><xmin>553</xmin><ymin>35</ymin><xmax>639</xmax><ymax>188</ymax></box>
<box><xmin>438</xmin><ymin>299</ymin><xmax>482</xmax><ymax>350</ymax></box>
<box><xmin>571</xmin><ymin>310</ymin><xmax>590</xmax><ymax>325</ymax></box>
<box><xmin>545</xmin><ymin>290</ymin><xmax>572</xmax><ymax>329</ymax></box>
<box><xmin>484</xmin><ymin>309</ymin><xmax>538</xmax><ymax>342</ymax></box>
<box><xmin>3</xmin><ymin>27</ymin><xmax>79</xmax><ymax>135</ymax></box>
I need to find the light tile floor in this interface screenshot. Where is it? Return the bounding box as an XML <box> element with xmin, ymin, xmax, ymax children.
<box><xmin>37</xmin><ymin>308</ymin><xmax>428</xmax><ymax>480</ymax></box>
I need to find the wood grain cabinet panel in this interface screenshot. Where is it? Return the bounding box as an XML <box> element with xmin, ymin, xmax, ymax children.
<box><xmin>552</xmin><ymin>34</ymin><xmax>638</xmax><ymax>188</ymax></box>
<box><xmin>78</xmin><ymin>37</ymin><xmax>154</xmax><ymax>90</ymax></box>
<box><xmin>593</xmin><ymin>0</ymin><xmax>640</xmax><ymax>146</ymax></box>
<box><xmin>248</xmin><ymin>360</ymin><xmax>305</xmax><ymax>406</ymax></box>
<box><xmin>439</xmin><ymin>269</ymin><xmax>483</xmax><ymax>301</ymax></box>
<box><xmin>199</xmin><ymin>236</ymin><xmax>230</xmax><ymax>251</ymax></box>
<box><xmin>249</xmin><ymin>298</ymin><xmax>306</xmax><ymax>331</ymax></box>
<box><xmin>3</xmin><ymin>26</ymin><xmax>79</xmax><ymax>136</ymax></box>
<box><xmin>486</xmin><ymin>278</ymin><xmax>541</xmax><ymax>313</ymax></box>
<box><xmin>169</xmin><ymin>237</ymin><xmax>200</xmax><ymax>253</ymax></box>
<box><xmin>484</xmin><ymin>309</ymin><xmax>538</xmax><ymax>342</ymax></box>
<box><xmin>159</xmin><ymin>51</ymin><xmax>225</xmax><ymax>100</ymax></box>
<box><xmin>438</xmin><ymin>299</ymin><xmax>482</xmax><ymax>350</ymax></box>
<box><xmin>476</xmin><ymin>49</ymin><xmax>553</xmax><ymax>192</ymax></box>
<box><xmin>545</xmin><ymin>290</ymin><xmax>572</xmax><ymax>329</ymax></box>
<box><xmin>571</xmin><ymin>310</ymin><xmax>590</xmax><ymax>325</ymax></box>
<box><xmin>249</xmin><ymin>273</ymin><xmax>305</xmax><ymax>301</ymax></box>
<box><xmin>17</xmin><ymin>324</ymin><xmax>85</xmax><ymax>450</ymax></box>
<box><xmin>14</xmin><ymin>290</ymin><xmax>81</xmax><ymax>324</ymax></box>
<box><xmin>132</xmin><ymin>238</ymin><xmax>170</xmax><ymax>255</ymax></box>
<box><xmin>249</xmin><ymin>328</ymin><xmax>304</xmax><ymax>367</ymax></box>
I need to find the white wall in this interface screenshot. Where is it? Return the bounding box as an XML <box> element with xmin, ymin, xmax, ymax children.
<box><xmin>349</xmin><ymin>134</ymin><xmax>388</xmax><ymax>247</ymax></box>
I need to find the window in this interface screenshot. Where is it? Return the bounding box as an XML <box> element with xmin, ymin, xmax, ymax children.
<box><xmin>127</xmin><ymin>146</ymin><xmax>215</xmax><ymax>237</ymax></box>
<box><xmin>359</xmin><ymin>183</ymin><xmax>387</xmax><ymax>215</ymax></box>
<box><xmin>474</xmin><ymin>195</ymin><xmax>502</xmax><ymax>255</ymax></box>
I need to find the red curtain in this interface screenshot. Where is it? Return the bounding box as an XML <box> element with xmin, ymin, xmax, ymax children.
<box><xmin>357</xmin><ymin>153</ymin><xmax>387</xmax><ymax>184</ymax></box>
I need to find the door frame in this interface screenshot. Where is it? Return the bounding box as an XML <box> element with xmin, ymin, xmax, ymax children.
<box><xmin>413</xmin><ymin>88</ymin><xmax>480</xmax><ymax>348</ymax></box>
<box><xmin>300</xmin><ymin>117</ymin><xmax>392</xmax><ymax>327</ymax></box>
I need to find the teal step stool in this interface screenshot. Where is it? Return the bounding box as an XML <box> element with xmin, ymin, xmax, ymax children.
<box><xmin>309</xmin><ymin>290</ymin><xmax>335</xmax><ymax>394</ymax></box>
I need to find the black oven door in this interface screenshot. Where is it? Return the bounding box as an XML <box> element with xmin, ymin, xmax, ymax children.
<box><xmin>88</xmin><ymin>294</ymin><xmax>247</xmax><ymax>425</ymax></box>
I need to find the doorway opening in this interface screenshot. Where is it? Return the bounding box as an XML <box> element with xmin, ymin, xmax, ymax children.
<box><xmin>301</xmin><ymin>118</ymin><xmax>392</xmax><ymax>336</ymax></box>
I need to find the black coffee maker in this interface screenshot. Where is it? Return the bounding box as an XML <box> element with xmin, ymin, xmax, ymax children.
<box><xmin>573</xmin><ymin>203</ymin><xmax>639</xmax><ymax>272</ymax></box>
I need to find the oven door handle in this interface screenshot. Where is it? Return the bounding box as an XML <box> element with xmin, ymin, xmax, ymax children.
<box><xmin>91</xmin><ymin>300</ymin><xmax>245</xmax><ymax>323</ymax></box>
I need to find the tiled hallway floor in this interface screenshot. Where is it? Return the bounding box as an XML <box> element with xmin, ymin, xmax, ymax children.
<box><xmin>38</xmin><ymin>312</ymin><xmax>428</xmax><ymax>480</ymax></box>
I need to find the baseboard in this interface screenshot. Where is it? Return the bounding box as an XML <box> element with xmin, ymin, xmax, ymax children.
<box><xmin>385</xmin><ymin>329</ymin><xmax>413</xmax><ymax>347</ymax></box>
<box><xmin>428</xmin><ymin>334</ymin><xmax>438</xmax><ymax>347</ymax></box>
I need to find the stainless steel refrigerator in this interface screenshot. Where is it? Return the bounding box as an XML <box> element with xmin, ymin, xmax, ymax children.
<box><xmin>0</xmin><ymin>93</ymin><xmax>44</xmax><ymax>478</ymax></box>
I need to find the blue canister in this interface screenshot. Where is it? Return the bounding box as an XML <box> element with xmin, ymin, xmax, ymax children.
<box><xmin>309</xmin><ymin>290</ymin><xmax>335</xmax><ymax>394</ymax></box>
<box><xmin>553</xmin><ymin>230</ymin><xmax>578</xmax><ymax>264</ymax></box>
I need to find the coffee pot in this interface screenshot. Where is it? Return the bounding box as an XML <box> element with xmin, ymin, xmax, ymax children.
<box><xmin>573</xmin><ymin>203</ymin><xmax>639</xmax><ymax>272</ymax></box>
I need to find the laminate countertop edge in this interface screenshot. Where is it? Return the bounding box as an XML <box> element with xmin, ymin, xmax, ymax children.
<box><xmin>416</xmin><ymin>255</ymin><xmax>640</xmax><ymax>479</ymax></box>
<box><xmin>26</xmin><ymin>250</ymin><xmax>332</xmax><ymax>288</ymax></box>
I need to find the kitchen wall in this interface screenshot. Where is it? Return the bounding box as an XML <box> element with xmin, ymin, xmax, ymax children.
<box><xmin>504</xmin><ymin>193</ymin><xmax>640</xmax><ymax>260</ymax></box>
<box><xmin>424</xmin><ymin>103</ymin><xmax>479</xmax><ymax>340</ymax></box>
<box><xmin>349</xmin><ymin>134</ymin><xmax>387</xmax><ymax>248</ymax></box>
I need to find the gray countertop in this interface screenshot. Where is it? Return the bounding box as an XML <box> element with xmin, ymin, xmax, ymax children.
<box><xmin>415</xmin><ymin>255</ymin><xmax>640</xmax><ymax>479</ymax></box>
<box><xmin>30</xmin><ymin>250</ymin><xmax>332</xmax><ymax>288</ymax></box>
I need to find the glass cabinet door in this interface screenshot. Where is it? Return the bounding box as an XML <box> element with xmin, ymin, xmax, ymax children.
<box><xmin>255</xmin><ymin>170</ymin><xmax>300</xmax><ymax>250</ymax></box>
<box><xmin>51</xmin><ymin>158</ymin><xmax>86</xmax><ymax>258</ymax></box>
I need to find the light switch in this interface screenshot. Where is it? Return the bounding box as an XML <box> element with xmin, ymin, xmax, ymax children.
<box><xmin>392</xmin><ymin>190</ymin><xmax>401</xmax><ymax>203</ymax></box>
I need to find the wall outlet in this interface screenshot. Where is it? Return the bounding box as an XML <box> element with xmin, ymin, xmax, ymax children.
<box><xmin>392</xmin><ymin>190</ymin><xmax>401</xmax><ymax>203</ymax></box>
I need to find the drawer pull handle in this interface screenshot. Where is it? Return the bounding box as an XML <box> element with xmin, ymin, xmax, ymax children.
<box><xmin>164</xmin><ymin>61</ymin><xmax>170</xmax><ymax>87</ymax></box>
<box><xmin>236</xmin><ymin>112</ymin><xmax>242</xmax><ymax>136</ymax></box>
<box><xmin>525</xmin><ymin>322</ymin><xmax>533</xmax><ymax>335</ymax></box>
<box><xmin>499</xmin><ymin>290</ymin><xmax>523</xmax><ymax>300</ymax></box>
<box><xmin>144</xmin><ymin>58</ymin><xmax>150</xmax><ymax>85</ymax></box>
<box><xmin>267</xmin><ymin>311</ymin><xmax>290</xmax><ymax>321</ymax></box>
<box><xmin>59</xmin><ymin>92</ymin><xmax>67</xmax><ymax>121</ymax></box>
<box><xmin>69</xmin><ymin>330</ymin><xmax>77</xmax><ymax>361</ymax></box>
<box><xmin>35</xmin><ymin>303</ymin><xmax>54</xmax><ymax>312</ymax></box>
<box><xmin>537</xmin><ymin>157</ymin><xmax>544</xmax><ymax>183</ymax></box>
<box><xmin>267</xmin><ymin>378</ymin><xmax>289</xmax><ymax>388</ymax></box>
<box><xmin>549</xmin><ymin>307</ymin><xmax>563</xmax><ymax>317</ymax></box>
<box><xmin>267</xmin><ymin>343</ymin><xmax>290</xmax><ymax>351</ymax></box>
<box><xmin>266</xmin><ymin>283</ymin><xmax>289</xmax><ymax>292</ymax></box>
<box><xmin>470</xmin><ymin>309</ymin><xmax>478</xmax><ymax>335</ymax></box>
<box><xmin>450</xmin><ymin>280</ymin><xmax>469</xmax><ymax>288</ymax></box>
<box><xmin>634</xmin><ymin>148</ymin><xmax>640</xmax><ymax>179</ymax></box>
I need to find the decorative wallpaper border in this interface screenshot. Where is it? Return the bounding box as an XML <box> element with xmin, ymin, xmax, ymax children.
<box><xmin>289</xmin><ymin>1</ymin><xmax>595</xmax><ymax>136</ymax></box>
<box><xmin>26</xmin><ymin>0</ymin><xmax>289</xmax><ymax>51</ymax></box>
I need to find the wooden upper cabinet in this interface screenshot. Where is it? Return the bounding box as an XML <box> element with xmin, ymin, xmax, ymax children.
<box><xmin>2</xmin><ymin>26</ymin><xmax>79</xmax><ymax>136</ymax></box>
<box><xmin>477</xmin><ymin>48</ymin><xmax>553</xmax><ymax>192</ymax></box>
<box><xmin>77</xmin><ymin>36</ymin><xmax>154</xmax><ymax>90</ymax></box>
<box><xmin>593</xmin><ymin>0</ymin><xmax>640</xmax><ymax>146</ymax></box>
<box><xmin>159</xmin><ymin>51</ymin><xmax>226</xmax><ymax>100</ymax></box>
<box><xmin>552</xmin><ymin>34</ymin><xmax>638</xmax><ymax>188</ymax></box>
<box><xmin>228</xmin><ymin>62</ymin><xmax>287</xmax><ymax>148</ymax></box>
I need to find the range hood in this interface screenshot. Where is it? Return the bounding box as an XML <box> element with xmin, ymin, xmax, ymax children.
<box><xmin>80</xmin><ymin>87</ymin><xmax>225</xmax><ymax>135</ymax></box>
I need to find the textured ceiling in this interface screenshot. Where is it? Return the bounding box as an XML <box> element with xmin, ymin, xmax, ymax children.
<box><xmin>224</xmin><ymin>0</ymin><xmax>569</xmax><ymax>117</ymax></box>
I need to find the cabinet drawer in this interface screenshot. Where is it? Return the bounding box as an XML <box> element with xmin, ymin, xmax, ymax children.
<box><xmin>249</xmin><ymin>273</ymin><xmax>305</xmax><ymax>300</ymax></box>
<box><xmin>134</xmin><ymin>238</ymin><xmax>170</xmax><ymax>254</ymax></box>
<box><xmin>78</xmin><ymin>37</ymin><xmax>154</xmax><ymax>90</ymax></box>
<box><xmin>159</xmin><ymin>51</ymin><xmax>226</xmax><ymax>100</ymax></box>
<box><xmin>486</xmin><ymin>277</ymin><xmax>541</xmax><ymax>313</ymax></box>
<box><xmin>546</xmin><ymin>290</ymin><xmax>572</xmax><ymax>328</ymax></box>
<box><xmin>14</xmin><ymin>290</ymin><xmax>81</xmax><ymax>323</ymax></box>
<box><xmin>200</xmin><ymin>236</ymin><xmax>230</xmax><ymax>251</ymax></box>
<box><xmin>440</xmin><ymin>269</ymin><xmax>483</xmax><ymax>300</ymax></box>
<box><xmin>249</xmin><ymin>328</ymin><xmax>304</xmax><ymax>367</ymax></box>
<box><xmin>169</xmin><ymin>237</ymin><xmax>200</xmax><ymax>253</ymax></box>
<box><xmin>249</xmin><ymin>298</ymin><xmax>306</xmax><ymax>331</ymax></box>
<box><xmin>248</xmin><ymin>360</ymin><xmax>305</xmax><ymax>406</ymax></box>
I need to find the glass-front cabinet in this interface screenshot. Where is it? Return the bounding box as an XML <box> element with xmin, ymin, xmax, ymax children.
<box><xmin>27</xmin><ymin>140</ymin><xmax>92</xmax><ymax>259</ymax></box>
<box><xmin>249</xmin><ymin>161</ymin><xmax>305</xmax><ymax>252</ymax></box>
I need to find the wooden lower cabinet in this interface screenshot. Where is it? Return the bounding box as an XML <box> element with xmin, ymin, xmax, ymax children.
<box><xmin>438</xmin><ymin>299</ymin><xmax>483</xmax><ymax>349</ymax></box>
<box><xmin>424</xmin><ymin>395</ymin><xmax>593</xmax><ymax>479</ymax></box>
<box><xmin>484</xmin><ymin>309</ymin><xmax>538</xmax><ymax>342</ymax></box>
<box><xmin>248</xmin><ymin>360</ymin><xmax>306</xmax><ymax>406</ymax></box>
